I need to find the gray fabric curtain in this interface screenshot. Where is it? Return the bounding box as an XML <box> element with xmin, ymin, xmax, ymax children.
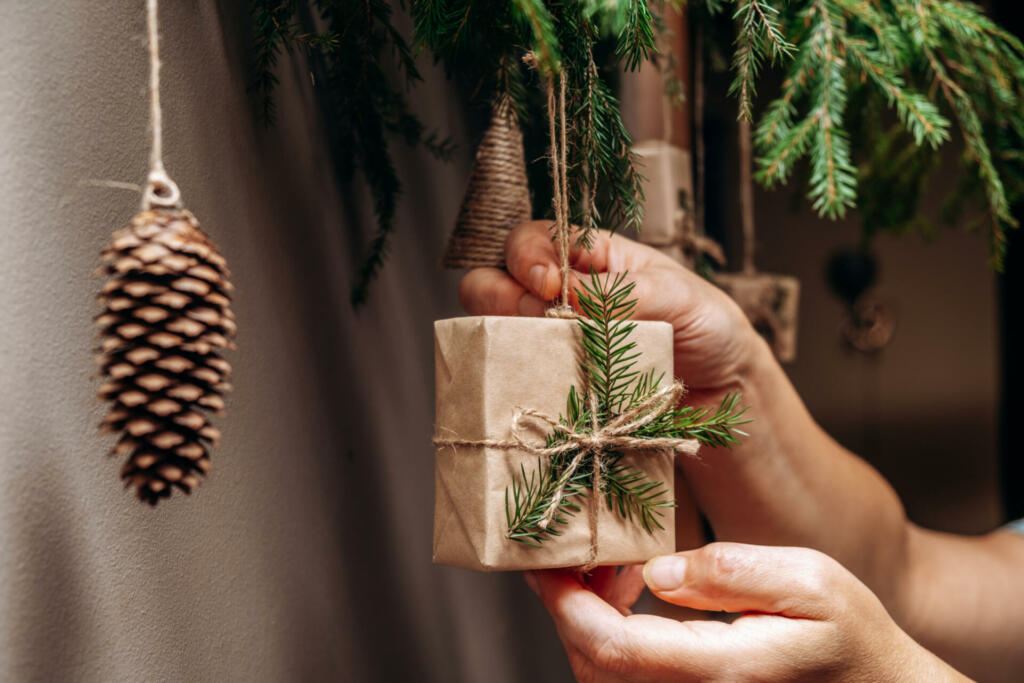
<box><xmin>0</xmin><ymin>2</ymin><xmax>570</xmax><ymax>680</ymax></box>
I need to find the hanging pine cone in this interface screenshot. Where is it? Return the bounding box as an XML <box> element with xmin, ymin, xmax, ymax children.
<box><xmin>96</xmin><ymin>207</ymin><xmax>235</xmax><ymax>504</ymax></box>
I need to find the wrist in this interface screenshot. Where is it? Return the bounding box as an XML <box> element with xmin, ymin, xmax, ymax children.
<box><xmin>693</xmin><ymin>331</ymin><xmax>914</xmax><ymax>606</ymax></box>
<box><xmin>889</xmin><ymin>627</ymin><xmax>971</xmax><ymax>682</ymax></box>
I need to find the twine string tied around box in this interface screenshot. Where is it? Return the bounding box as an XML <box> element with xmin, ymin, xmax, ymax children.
<box><xmin>433</xmin><ymin>381</ymin><xmax>699</xmax><ymax>570</ymax></box>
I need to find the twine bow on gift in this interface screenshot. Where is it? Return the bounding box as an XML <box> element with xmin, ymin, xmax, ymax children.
<box><xmin>433</xmin><ymin>381</ymin><xmax>699</xmax><ymax>569</ymax></box>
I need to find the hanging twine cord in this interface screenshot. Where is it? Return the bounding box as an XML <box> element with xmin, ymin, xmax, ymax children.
<box><xmin>546</xmin><ymin>69</ymin><xmax>575</xmax><ymax>317</ymax></box>
<box><xmin>580</xmin><ymin>56</ymin><xmax>600</xmax><ymax>240</ymax></box>
<box><xmin>434</xmin><ymin>381</ymin><xmax>699</xmax><ymax>567</ymax></box>
<box><xmin>524</xmin><ymin>53</ymin><xmax>576</xmax><ymax>318</ymax></box>
<box><xmin>143</xmin><ymin>0</ymin><xmax>181</xmax><ymax>210</ymax></box>
<box><xmin>673</xmin><ymin>23</ymin><xmax>725</xmax><ymax>267</ymax></box>
<box><xmin>738</xmin><ymin>112</ymin><xmax>756</xmax><ymax>275</ymax></box>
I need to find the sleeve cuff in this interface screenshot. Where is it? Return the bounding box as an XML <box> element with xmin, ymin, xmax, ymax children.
<box><xmin>1003</xmin><ymin>518</ymin><xmax>1024</xmax><ymax>535</ymax></box>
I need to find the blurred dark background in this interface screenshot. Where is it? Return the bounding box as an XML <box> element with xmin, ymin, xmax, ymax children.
<box><xmin>685</xmin><ymin>0</ymin><xmax>1024</xmax><ymax>533</ymax></box>
<box><xmin>995</xmin><ymin>0</ymin><xmax>1023</xmax><ymax>523</ymax></box>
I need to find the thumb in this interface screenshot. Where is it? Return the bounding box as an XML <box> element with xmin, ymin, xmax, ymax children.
<box><xmin>643</xmin><ymin>543</ymin><xmax>847</xmax><ymax>620</ymax></box>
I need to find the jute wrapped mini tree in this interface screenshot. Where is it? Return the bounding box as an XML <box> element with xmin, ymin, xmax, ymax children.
<box><xmin>443</xmin><ymin>95</ymin><xmax>532</xmax><ymax>269</ymax></box>
<box><xmin>96</xmin><ymin>0</ymin><xmax>235</xmax><ymax>504</ymax></box>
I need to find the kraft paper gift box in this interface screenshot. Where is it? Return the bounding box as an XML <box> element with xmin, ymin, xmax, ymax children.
<box><xmin>432</xmin><ymin>315</ymin><xmax>677</xmax><ymax>571</ymax></box>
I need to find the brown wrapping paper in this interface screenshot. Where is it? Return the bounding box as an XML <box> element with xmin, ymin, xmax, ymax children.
<box><xmin>433</xmin><ymin>316</ymin><xmax>677</xmax><ymax>571</ymax></box>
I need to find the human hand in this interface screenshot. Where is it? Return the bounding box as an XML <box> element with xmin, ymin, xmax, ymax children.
<box><xmin>459</xmin><ymin>221</ymin><xmax>914</xmax><ymax>626</ymax></box>
<box><xmin>458</xmin><ymin>221</ymin><xmax>768</xmax><ymax>398</ymax></box>
<box><xmin>527</xmin><ymin>543</ymin><xmax>967</xmax><ymax>682</ymax></box>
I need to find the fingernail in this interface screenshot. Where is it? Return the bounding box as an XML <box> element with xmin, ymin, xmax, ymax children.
<box><xmin>644</xmin><ymin>556</ymin><xmax>687</xmax><ymax>591</ymax></box>
<box><xmin>524</xmin><ymin>571</ymin><xmax>539</xmax><ymax>595</ymax></box>
<box><xmin>529</xmin><ymin>264</ymin><xmax>549</xmax><ymax>295</ymax></box>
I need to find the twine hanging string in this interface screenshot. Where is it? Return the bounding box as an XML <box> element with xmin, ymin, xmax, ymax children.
<box><xmin>143</xmin><ymin>0</ymin><xmax>181</xmax><ymax>210</ymax></box>
<box><xmin>523</xmin><ymin>52</ymin><xmax>576</xmax><ymax>318</ymax></box>
<box><xmin>546</xmin><ymin>70</ymin><xmax>575</xmax><ymax>318</ymax></box>
<box><xmin>738</xmin><ymin>110</ymin><xmax>756</xmax><ymax>275</ymax></box>
<box><xmin>673</xmin><ymin>20</ymin><xmax>725</xmax><ymax>267</ymax></box>
<box><xmin>434</xmin><ymin>381</ymin><xmax>699</xmax><ymax>568</ymax></box>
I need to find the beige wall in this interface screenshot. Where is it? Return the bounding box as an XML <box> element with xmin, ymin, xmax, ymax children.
<box><xmin>0</xmin><ymin>1</ymin><xmax>1000</xmax><ymax>681</ymax></box>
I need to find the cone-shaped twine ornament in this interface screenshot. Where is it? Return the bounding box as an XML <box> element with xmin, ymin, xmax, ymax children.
<box><xmin>443</xmin><ymin>95</ymin><xmax>531</xmax><ymax>268</ymax></box>
<box><xmin>96</xmin><ymin>0</ymin><xmax>235</xmax><ymax>504</ymax></box>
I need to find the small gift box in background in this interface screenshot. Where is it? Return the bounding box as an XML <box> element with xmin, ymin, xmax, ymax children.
<box><xmin>633</xmin><ymin>141</ymin><xmax>691</xmax><ymax>250</ymax></box>
<box><xmin>632</xmin><ymin>141</ymin><xmax>726</xmax><ymax>269</ymax></box>
<box><xmin>715</xmin><ymin>272</ymin><xmax>800</xmax><ymax>363</ymax></box>
<box><xmin>432</xmin><ymin>316</ymin><xmax>677</xmax><ymax>571</ymax></box>
<box><xmin>717</xmin><ymin>118</ymin><xmax>802</xmax><ymax>363</ymax></box>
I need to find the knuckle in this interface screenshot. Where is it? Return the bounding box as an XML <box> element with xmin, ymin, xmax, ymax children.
<box><xmin>506</xmin><ymin>220</ymin><xmax>541</xmax><ymax>257</ymax></box>
<box><xmin>698</xmin><ymin>543</ymin><xmax>747</xmax><ymax>583</ymax></box>
<box><xmin>481</xmin><ymin>276</ymin><xmax>504</xmax><ymax>306</ymax></box>
<box><xmin>458</xmin><ymin>269</ymin><xmax>517</xmax><ymax>315</ymax></box>
<box><xmin>795</xmin><ymin>549</ymin><xmax>843</xmax><ymax>605</ymax></box>
<box><xmin>590</xmin><ymin>631</ymin><xmax>630</xmax><ymax>675</ymax></box>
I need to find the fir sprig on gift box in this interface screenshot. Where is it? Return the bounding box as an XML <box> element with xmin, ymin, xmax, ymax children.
<box><xmin>505</xmin><ymin>272</ymin><xmax>748</xmax><ymax>547</ymax></box>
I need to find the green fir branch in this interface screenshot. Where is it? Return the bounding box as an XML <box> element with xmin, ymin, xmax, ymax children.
<box><xmin>729</xmin><ymin>0</ymin><xmax>1024</xmax><ymax>259</ymax></box>
<box><xmin>655</xmin><ymin>392</ymin><xmax>750</xmax><ymax>448</ymax></box>
<box><xmin>904</xmin><ymin>0</ymin><xmax>1019</xmax><ymax>266</ymax></box>
<box><xmin>248</xmin><ymin>0</ymin><xmax>454</xmax><ymax>307</ymax></box>
<box><xmin>505</xmin><ymin>454</ymin><xmax>590</xmax><ymax>546</ymax></box>
<box><xmin>616</xmin><ymin>0</ymin><xmax>657</xmax><ymax>71</ymax></box>
<box><xmin>729</xmin><ymin>0</ymin><xmax>794</xmax><ymax>120</ymax></box>
<box><xmin>602</xmin><ymin>451</ymin><xmax>674</xmax><ymax>533</ymax></box>
<box><xmin>513</xmin><ymin>0</ymin><xmax>562</xmax><ymax>73</ymax></box>
<box><xmin>571</xmin><ymin>57</ymin><xmax>646</xmax><ymax>239</ymax></box>
<box><xmin>248</xmin><ymin>1</ymin><xmax>300</xmax><ymax>126</ymax></box>
<box><xmin>576</xmin><ymin>271</ymin><xmax>641</xmax><ymax>419</ymax></box>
